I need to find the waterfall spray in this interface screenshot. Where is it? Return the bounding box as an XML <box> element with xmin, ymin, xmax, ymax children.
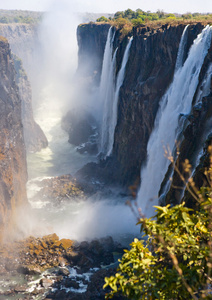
<box><xmin>137</xmin><ymin>25</ymin><xmax>212</xmax><ymax>217</ymax></box>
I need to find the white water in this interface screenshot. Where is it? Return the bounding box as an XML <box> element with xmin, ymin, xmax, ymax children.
<box><xmin>137</xmin><ymin>25</ymin><xmax>212</xmax><ymax>217</ymax></box>
<box><xmin>107</xmin><ymin>36</ymin><xmax>133</xmax><ymax>156</ymax></box>
<box><xmin>196</xmin><ymin>63</ymin><xmax>212</xmax><ymax>104</ymax></box>
<box><xmin>99</xmin><ymin>27</ymin><xmax>116</xmax><ymax>156</ymax></box>
<box><xmin>27</xmin><ymin>85</ymin><xmax>96</xmax><ymax>180</ymax></box>
<box><xmin>175</xmin><ymin>25</ymin><xmax>189</xmax><ymax>71</ymax></box>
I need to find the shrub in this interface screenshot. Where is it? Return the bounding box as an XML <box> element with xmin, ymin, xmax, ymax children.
<box><xmin>131</xmin><ymin>18</ymin><xmax>144</xmax><ymax>27</ymax></box>
<box><xmin>104</xmin><ymin>149</ymin><xmax>212</xmax><ymax>299</ymax></box>
<box><xmin>96</xmin><ymin>16</ymin><xmax>109</xmax><ymax>23</ymax></box>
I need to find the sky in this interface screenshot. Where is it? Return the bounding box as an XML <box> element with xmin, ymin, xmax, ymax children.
<box><xmin>0</xmin><ymin>0</ymin><xmax>211</xmax><ymax>14</ymax></box>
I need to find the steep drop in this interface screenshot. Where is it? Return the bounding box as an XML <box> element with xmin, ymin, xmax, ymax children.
<box><xmin>137</xmin><ymin>25</ymin><xmax>212</xmax><ymax>217</ymax></box>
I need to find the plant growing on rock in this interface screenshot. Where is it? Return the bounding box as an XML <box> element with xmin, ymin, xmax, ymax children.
<box><xmin>104</xmin><ymin>148</ymin><xmax>212</xmax><ymax>299</ymax></box>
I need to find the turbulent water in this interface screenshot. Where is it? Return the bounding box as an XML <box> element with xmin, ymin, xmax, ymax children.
<box><xmin>137</xmin><ymin>25</ymin><xmax>212</xmax><ymax>217</ymax></box>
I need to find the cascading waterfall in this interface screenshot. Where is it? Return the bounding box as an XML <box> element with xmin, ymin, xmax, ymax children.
<box><xmin>99</xmin><ymin>30</ymin><xmax>133</xmax><ymax>157</ymax></box>
<box><xmin>175</xmin><ymin>25</ymin><xmax>189</xmax><ymax>71</ymax></box>
<box><xmin>99</xmin><ymin>27</ymin><xmax>116</xmax><ymax>155</ymax></box>
<box><xmin>107</xmin><ymin>37</ymin><xmax>133</xmax><ymax>157</ymax></box>
<box><xmin>137</xmin><ymin>25</ymin><xmax>212</xmax><ymax>217</ymax></box>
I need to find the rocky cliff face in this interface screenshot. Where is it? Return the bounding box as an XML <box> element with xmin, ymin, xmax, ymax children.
<box><xmin>0</xmin><ymin>23</ymin><xmax>37</xmax><ymax>74</ymax></box>
<box><xmin>13</xmin><ymin>55</ymin><xmax>48</xmax><ymax>152</ymax></box>
<box><xmin>0</xmin><ymin>36</ymin><xmax>28</xmax><ymax>241</ymax></box>
<box><xmin>77</xmin><ymin>23</ymin><xmax>111</xmax><ymax>84</ymax></box>
<box><xmin>77</xmin><ymin>22</ymin><xmax>210</xmax><ymax>190</ymax></box>
<box><xmin>0</xmin><ymin>24</ymin><xmax>48</xmax><ymax>153</ymax></box>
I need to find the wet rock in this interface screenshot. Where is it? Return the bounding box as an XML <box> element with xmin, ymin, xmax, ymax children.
<box><xmin>64</xmin><ymin>278</ymin><xmax>80</xmax><ymax>289</ymax></box>
<box><xmin>17</xmin><ymin>265</ymin><xmax>42</xmax><ymax>275</ymax></box>
<box><xmin>31</xmin><ymin>288</ymin><xmax>45</xmax><ymax>295</ymax></box>
<box><xmin>48</xmin><ymin>289</ymin><xmax>67</xmax><ymax>299</ymax></box>
<box><xmin>58</xmin><ymin>267</ymin><xmax>70</xmax><ymax>276</ymax></box>
<box><xmin>61</xmin><ymin>110</ymin><xmax>98</xmax><ymax>150</ymax></box>
<box><xmin>40</xmin><ymin>278</ymin><xmax>53</xmax><ymax>289</ymax></box>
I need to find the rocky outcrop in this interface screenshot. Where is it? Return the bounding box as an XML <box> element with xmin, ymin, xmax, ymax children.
<box><xmin>0</xmin><ymin>233</ymin><xmax>123</xmax><ymax>299</ymax></box>
<box><xmin>62</xmin><ymin>109</ymin><xmax>98</xmax><ymax>154</ymax></box>
<box><xmin>13</xmin><ymin>54</ymin><xmax>48</xmax><ymax>152</ymax></box>
<box><xmin>0</xmin><ymin>36</ymin><xmax>28</xmax><ymax>241</ymax></box>
<box><xmin>77</xmin><ymin>22</ymin><xmax>207</xmax><ymax>188</ymax></box>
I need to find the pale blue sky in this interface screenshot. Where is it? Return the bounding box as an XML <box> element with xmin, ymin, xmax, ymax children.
<box><xmin>0</xmin><ymin>0</ymin><xmax>211</xmax><ymax>14</ymax></box>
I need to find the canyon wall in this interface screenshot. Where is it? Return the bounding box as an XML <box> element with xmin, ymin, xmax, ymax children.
<box><xmin>77</xmin><ymin>22</ymin><xmax>212</xmax><ymax>199</ymax></box>
<box><xmin>0</xmin><ymin>36</ymin><xmax>28</xmax><ymax>241</ymax></box>
<box><xmin>0</xmin><ymin>24</ymin><xmax>48</xmax><ymax>153</ymax></box>
<box><xmin>0</xmin><ymin>23</ymin><xmax>37</xmax><ymax>74</ymax></box>
<box><xmin>77</xmin><ymin>23</ymin><xmax>111</xmax><ymax>84</ymax></box>
<box><xmin>13</xmin><ymin>55</ymin><xmax>48</xmax><ymax>152</ymax></box>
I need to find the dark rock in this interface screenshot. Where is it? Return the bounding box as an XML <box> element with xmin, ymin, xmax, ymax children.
<box><xmin>49</xmin><ymin>289</ymin><xmax>67</xmax><ymax>299</ymax></box>
<box><xmin>77</xmin><ymin>23</ymin><xmax>111</xmax><ymax>84</ymax></box>
<box><xmin>64</xmin><ymin>278</ymin><xmax>80</xmax><ymax>289</ymax></box>
<box><xmin>61</xmin><ymin>109</ymin><xmax>98</xmax><ymax>154</ymax></box>
<box><xmin>17</xmin><ymin>265</ymin><xmax>42</xmax><ymax>275</ymax></box>
<box><xmin>58</xmin><ymin>267</ymin><xmax>70</xmax><ymax>276</ymax></box>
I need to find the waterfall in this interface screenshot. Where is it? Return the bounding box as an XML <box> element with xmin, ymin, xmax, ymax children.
<box><xmin>99</xmin><ymin>27</ymin><xmax>116</xmax><ymax>156</ymax></box>
<box><xmin>175</xmin><ymin>25</ymin><xmax>189</xmax><ymax>71</ymax></box>
<box><xmin>137</xmin><ymin>25</ymin><xmax>212</xmax><ymax>217</ymax></box>
<box><xmin>195</xmin><ymin>63</ymin><xmax>212</xmax><ymax>104</ymax></box>
<box><xmin>99</xmin><ymin>31</ymin><xmax>133</xmax><ymax>158</ymax></box>
<box><xmin>107</xmin><ymin>37</ymin><xmax>133</xmax><ymax>157</ymax></box>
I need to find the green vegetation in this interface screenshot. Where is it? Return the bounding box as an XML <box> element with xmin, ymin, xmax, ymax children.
<box><xmin>0</xmin><ymin>9</ymin><xmax>43</xmax><ymax>24</ymax></box>
<box><xmin>104</xmin><ymin>148</ymin><xmax>212</xmax><ymax>299</ymax></box>
<box><xmin>96</xmin><ymin>8</ymin><xmax>212</xmax><ymax>30</ymax></box>
<box><xmin>96</xmin><ymin>16</ymin><xmax>110</xmax><ymax>23</ymax></box>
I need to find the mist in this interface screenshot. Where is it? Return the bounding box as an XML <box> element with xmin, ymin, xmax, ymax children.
<box><xmin>12</xmin><ymin>0</ymin><xmax>140</xmax><ymax>244</ymax></box>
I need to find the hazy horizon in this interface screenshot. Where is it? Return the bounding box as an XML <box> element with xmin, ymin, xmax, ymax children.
<box><xmin>0</xmin><ymin>0</ymin><xmax>211</xmax><ymax>15</ymax></box>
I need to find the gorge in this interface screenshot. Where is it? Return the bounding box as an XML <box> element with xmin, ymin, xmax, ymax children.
<box><xmin>0</xmin><ymin>8</ymin><xmax>211</xmax><ymax>299</ymax></box>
